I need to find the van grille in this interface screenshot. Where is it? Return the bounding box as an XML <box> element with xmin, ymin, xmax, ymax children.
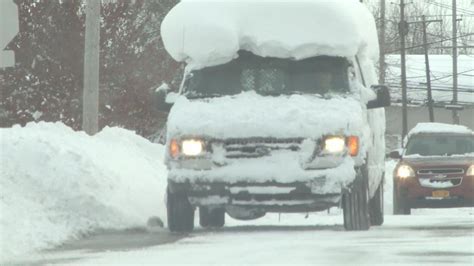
<box><xmin>223</xmin><ymin>138</ymin><xmax>303</xmax><ymax>158</ymax></box>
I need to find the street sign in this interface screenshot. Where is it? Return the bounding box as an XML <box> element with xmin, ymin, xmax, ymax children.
<box><xmin>0</xmin><ymin>0</ymin><xmax>19</xmax><ymax>68</ymax></box>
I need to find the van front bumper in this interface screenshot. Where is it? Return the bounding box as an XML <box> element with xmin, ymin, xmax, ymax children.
<box><xmin>168</xmin><ymin>179</ymin><xmax>342</xmax><ymax>212</ymax></box>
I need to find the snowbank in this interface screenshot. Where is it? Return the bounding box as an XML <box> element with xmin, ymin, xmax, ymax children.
<box><xmin>161</xmin><ymin>0</ymin><xmax>378</xmax><ymax>69</ymax></box>
<box><xmin>0</xmin><ymin>122</ymin><xmax>167</xmax><ymax>261</ymax></box>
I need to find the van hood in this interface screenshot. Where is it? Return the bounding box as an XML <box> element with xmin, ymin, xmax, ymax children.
<box><xmin>167</xmin><ymin>92</ymin><xmax>368</xmax><ymax>141</ymax></box>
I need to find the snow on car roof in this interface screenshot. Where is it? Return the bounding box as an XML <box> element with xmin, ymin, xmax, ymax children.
<box><xmin>408</xmin><ymin>122</ymin><xmax>473</xmax><ymax>137</ymax></box>
<box><xmin>161</xmin><ymin>0</ymin><xmax>379</xmax><ymax>69</ymax></box>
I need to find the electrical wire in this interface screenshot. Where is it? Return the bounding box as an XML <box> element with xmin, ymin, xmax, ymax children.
<box><xmin>385</xmin><ymin>32</ymin><xmax>474</xmax><ymax>53</ymax></box>
<box><xmin>425</xmin><ymin>0</ymin><xmax>474</xmax><ymax>16</ymax></box>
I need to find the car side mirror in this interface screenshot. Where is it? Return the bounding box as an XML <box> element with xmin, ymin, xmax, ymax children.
<box><xmin>367</xmin><ymin>85</ymin><xmax>390</xmax><ymax>109</ymax></box>
<box><xmin>388</xmin><ymin>149</ymin><xmax>402</xmax><ymax>159</ymax></box>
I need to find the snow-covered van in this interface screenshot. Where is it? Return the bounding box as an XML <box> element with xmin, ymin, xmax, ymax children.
<box><xmin>158</xmin><ymin>0</ymin><xmax>390</xmax><ymax>231</ymax></box>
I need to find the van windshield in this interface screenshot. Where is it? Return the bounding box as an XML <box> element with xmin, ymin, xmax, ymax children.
<box><xmin>405</xmin><ymin>134</ymin><xmax>474</xmax><ymax>156</ymax></box>
<box><xmin>183</xmin><ymin>51</ymin><xmax>350</xmax><ymax>98</ymax></box>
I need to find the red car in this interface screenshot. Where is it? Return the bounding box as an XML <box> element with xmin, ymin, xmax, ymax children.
<box><xmin>390</xmin><ymin>123</ymin><xmax>474</xmax><ymax>214</ymax></box>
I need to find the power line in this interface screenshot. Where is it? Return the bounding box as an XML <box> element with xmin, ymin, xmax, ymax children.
<box><xmin>405</xmin><ymin>14</ymin><xmax>474</xmax><ymax>18</ymax></box>
<box><xmin>385</xmin><ymin>32</ymin><xmax>474</xmax><ymax>53</ymax></box>
<box><xmin>425</xmin><ymin>0</ymin><xmax>474</xmax><ymax>16</ymax></box>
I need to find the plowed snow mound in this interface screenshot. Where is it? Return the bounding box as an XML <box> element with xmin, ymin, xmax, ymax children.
<box><xmin>0</xmin><ymin>122</ymin><xmax>167</xmax><ymax>260</ymax></box>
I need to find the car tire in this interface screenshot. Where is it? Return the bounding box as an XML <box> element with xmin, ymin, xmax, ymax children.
<box><xmin>167</xmin><ymin>188</ymin><xmax>195</xmax><ymax>232</ymax></box>
<box><xmin>199</xmin><ymin>207</ymin><xmax>225</xmax><ymax>228</ymax></box>
<box><xmin>343</xmin><ymin>166</ymin><xmax>370</xmax><ymax>231</ymax></box>
<box><xmin>369</xmin><ymin>177</ymin><xmax>384</xmax><ymax>226</ymax></box>
<box><xmin>393</xmin><ymin>185</ymin><xmax>411</xmax><ymax>215</ymax></box>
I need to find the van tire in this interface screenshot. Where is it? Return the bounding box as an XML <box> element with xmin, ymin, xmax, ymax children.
<box><xmin>369</xmin><ymin>178</ymin><xmax>384</xmax><ymax>226</ymax></box>
<box><xmin>199</xmin><ymin>207</ymin><xmax>225</xmax><ymax>228</ymax></box>
<box><xmin>167</xmin><ymin>189</ymin><xmax>194</xmax><ymax>232</ymax></box>
<box><xmin>343</xmin><ymin>167</ymin><xmax>370</xmax><ymax>231</ymax></box>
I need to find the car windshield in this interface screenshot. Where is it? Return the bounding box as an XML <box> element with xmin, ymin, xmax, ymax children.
<box><xmin>183</xmin><ymin>51</ymin><xmax>350</xmax><ymax>98</ymax></box>
<box><xmin>405</xmin><ymin>134</ymin><xmax>474</xmax><ymax>156</ymax></box>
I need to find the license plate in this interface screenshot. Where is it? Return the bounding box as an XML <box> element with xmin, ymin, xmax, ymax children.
<box><xmin>432</xmin><ymin>190</ymin><xmax>450</xmax><ymax>198</ymax></box>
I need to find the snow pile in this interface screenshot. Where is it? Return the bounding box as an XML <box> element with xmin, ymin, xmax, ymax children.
<box><xmin>161</xmin><ymin>0</ymin><xmax>378</xmax><ymax>69</ymax></box>
<box><xmin>408</xmin><ymin>122</ymin><xmax>472</xmax><ymax>137</ymax></box>
<box><xmin>167</xmin><ymin>91</ymin><xmax>368</xmax><ymax>140</ymax></box>
<box><xmin>0</xmin><ymin>122</ymin><xmax>167</xmax><ymax>261</ymax></box>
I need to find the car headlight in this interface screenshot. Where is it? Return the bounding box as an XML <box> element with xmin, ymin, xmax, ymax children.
<box><xmin>169</xmin><ymin>138</ymin><xmax>206</xmax><ymax>158</ymax></box>
<box><xmin>322</xmin><ymin>136</ymin><xmax>359</xmax><ymax>156</ymax></box>
<box><xmin>396</xmin><ymin>164</ymin><xmax>415</xmax><ymax>179</ymax></box>
<box><xmin>467</xmin><ymin>165</ymin><xmax>474</xmax><ymax>176</ymax></box>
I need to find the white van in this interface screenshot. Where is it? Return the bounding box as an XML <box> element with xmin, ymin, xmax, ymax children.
<box><xmin>157</xmin><ymin>0</ymin><xmax>390</xmax><ymax>232</ymax></box>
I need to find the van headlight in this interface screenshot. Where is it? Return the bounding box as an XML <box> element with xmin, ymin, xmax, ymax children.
<box><xmin>467</xmin><ymin>165</ymin><xmax>474</xmax><ymax>176</ymax></box>
<box><xmin>169</xmin><ymin>138</ymin><xmax>206</xmax><ymax>158</ymax></box>
<box><xmin>322</xmin><ymin>136</ymin><xmax>359</xmax><ymax>156</ymax></box>
<box><xmin>323</xmin><ymin>136</ymin><xmax>345</xmax><ymax>153</ymax></box>
<box><xmin>182</xmin><ymin>139</ymin><xmax>204</xmax><ymax>156</ymax></box>
<box><xmin>396</xmin><ymin>164</ymin><xmax>415</xmax><ymax>179</ymax></box>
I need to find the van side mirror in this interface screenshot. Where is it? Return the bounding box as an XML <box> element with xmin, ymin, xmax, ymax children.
<box><xmin>151</xmin><ymin>83</ymin><xmax>175</xmax><ymax>112</ymax></box>
<box><xmin>367</xmin><ymin>85</ymin><xmax>390</xmax><ymax>109</ymax></box>
<box><xmin>388</xmin><ymin>149</ymin><xmax>402</xmax><ymax>159</ymax></box>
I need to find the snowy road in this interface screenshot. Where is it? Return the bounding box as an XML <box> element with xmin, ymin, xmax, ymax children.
<box><xmin>12</xmin><ymin>209</ymin><xmax>474</xmax><ymax>266</ymax></box>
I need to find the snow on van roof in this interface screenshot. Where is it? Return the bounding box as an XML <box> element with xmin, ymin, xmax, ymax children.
<box><xmin>161</xmin><ymin>0</ymin><xmax>379</xmax><ymax>69</ymax></box>
<box><xmin>408</xmin><ymin>122</ymin><xmax>473</xmax><ymax>137</ymax></box>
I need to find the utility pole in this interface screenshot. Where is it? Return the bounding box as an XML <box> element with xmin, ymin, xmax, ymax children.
<box><xmin>379</xmin><ymin>0</ymin><xmax>386</xmax><ymax>84</ymax></box>
<box><xmin>421</xmin><ymin>16</ymin><xmax>442</xmax><ymax>122</ymax></box>
<box><xmin>399</xmin><ymin>0</ymin><xmax>409</xmax><ymax>141</ymax></box>
<box><xmin>452</xmin><ymin>0</ymin><xmax>460</xmax><ymax>124</ymax></box>
<box><xmin>82</xmin><ymin>0</ymin><xmax>100</xmax><ymax>135</ymax></box>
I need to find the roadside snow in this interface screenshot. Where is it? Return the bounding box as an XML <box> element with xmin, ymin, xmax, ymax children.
<box><xmin>161</xmin><ymin>0</ymin><xmax>378</xmax><ymax>69</ymax></box>
<box><xmin>0</xmin><ymin>122</ymin><xmax>167</xmax><ymax>261</ymax></box>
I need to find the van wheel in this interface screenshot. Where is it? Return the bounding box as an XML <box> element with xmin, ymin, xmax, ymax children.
<box><xmin>167</xmin><ymin>188</ymin><xmax>194</xmax><ymax>232</ymax></box>
<box><xmin>199</xmin><ymin>207</ymin><xmax>225</xmax><ymax>228</ymax></box>
<box><xmin>343</xmin><ymin>167</ymin><xmax>370</xmax><ymax>231</ymax></box>
<box><xmin>369</xmin><ymin>178</ymin><xmax>384</xmax><ymax>226</ymax></box>
<box><xmin>393</xmin><ymin>186</ymin><xmax>411</xmax><ymax>215</ymax></box>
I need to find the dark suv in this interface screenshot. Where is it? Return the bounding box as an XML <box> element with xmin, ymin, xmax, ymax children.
<box><xmin>390</xmin><ymin>123</ymin><xmax>474</xmax><ymax>214</ymax></box>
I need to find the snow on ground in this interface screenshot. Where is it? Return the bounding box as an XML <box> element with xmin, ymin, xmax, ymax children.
<box><xmin>161</xmin><ymin>0</ymin><xmax>378</xmax><ymax>69</ymax></box>
<box><xmin>0</xmin><ymin>122</ymin><xmax>167</xmax><ymax>261</ymax></box>
<box><xmin>71</xmin><ymin>214</ymin><xmax>473</xmax><ymax>266</ymax></box>
<box><xmin>386</xmin><ymin>54</ymin><xmax>474</xmax><ymax>105</ymax></box>
<box><xmin>51</xmin><ymin>159</ymin><xmax>471</xmax><ymax>265</ymax></box>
